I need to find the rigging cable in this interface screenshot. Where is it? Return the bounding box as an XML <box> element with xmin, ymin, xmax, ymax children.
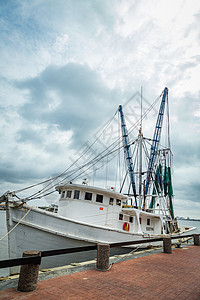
<box><xmin>20</xmin><ymin>112</ymin><xmax>118</xmax><ymax>200</ymax></box>
<box><xmin>11</xmin><ymin>94</ymin><xmax>162</xmax><ymax>201</ymax></box>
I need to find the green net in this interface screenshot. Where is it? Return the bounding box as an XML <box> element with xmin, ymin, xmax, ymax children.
<box><xmin>150</xmin><ymin>164</ymin><xmax>174</xmax><ymax>219</ymax></box>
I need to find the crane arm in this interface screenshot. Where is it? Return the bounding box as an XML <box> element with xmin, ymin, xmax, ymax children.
<box><xmin>119</xmin><ymin>105</ymin><xmax>137</xmax><ymax>204</ymax></box>
<box><xmin>145</xmin><ymin>87</ymin><xmax>168</xmax><ymax>198</ymax></box>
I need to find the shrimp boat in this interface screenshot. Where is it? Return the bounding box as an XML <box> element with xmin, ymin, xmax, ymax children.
<box><xmin>1</xmin><ymin>87</ymin><xmax>196</xmax><ymax>274</ymax></box>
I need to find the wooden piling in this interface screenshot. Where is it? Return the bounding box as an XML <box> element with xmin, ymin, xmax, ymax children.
<box><xmin>193</xmin><ymin>234</ymin><xmax>200</xmax><ymax>246</ymax></box>
<box><xmin>96</xmin><ymin>243</ymin><xmax>110</xmax><ymax>271</ymax></box>
<box><xmin>163</xmin><ymin>237</ymin><xmax>172</xmax><ymax>253</ymax></box>
<box><xmin>17</xmin><ymin>250</ymin><xmax>41</xmax><ymax>292</ymax></box>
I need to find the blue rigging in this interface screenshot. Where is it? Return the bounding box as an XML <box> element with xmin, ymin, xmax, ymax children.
<box><xmin>119</xmin><ymin>105</ymin><xmax>137</xmax><ymax>205</ymax></box>
<box><xmin>145</xmin><ymin>87</ymin><xmax>168</xmax><ymax>199</ymax></box>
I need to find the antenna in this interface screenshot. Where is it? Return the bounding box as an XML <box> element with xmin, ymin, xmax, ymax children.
<box><xmin>140</xmin><ymin>86</ymin><xmax>143</xmax><ymax>131</ymax></box>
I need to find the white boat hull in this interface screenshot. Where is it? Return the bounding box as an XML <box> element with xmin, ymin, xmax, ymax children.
<box><xmin>6</xmin><ymin>205</ymin><xmax>142</xmax><ymax>273</ymax></box>
<box><xmin>7</xmin><ymin>205</ymin><xmax>196</xmax><ymax>274</ymax></box>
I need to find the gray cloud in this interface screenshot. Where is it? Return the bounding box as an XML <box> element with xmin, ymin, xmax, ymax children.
<box><xmin>17</xmin><ymin>127</ymin><xmax>43</xmax><ymax>144</ymax></box>
<box><xmin>175</xmin><ymin>182</ymin><xmax>200</xmax><ymax>204</ymax></box>
<box><xmin>15</xmin><ymin>63</ymin><xmax>122</xmax><ymax>148</ymax></box>
<box><xmin>0</xmin><ymin>164</ymin><xmax>39</xmax><ymax>184</ymax></box>
<box><xmin>0</xmin><ymin>0</ymin><xmax>200</xmax><ymax>217</ymax></box>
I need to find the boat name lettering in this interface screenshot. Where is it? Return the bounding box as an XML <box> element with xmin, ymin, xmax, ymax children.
<box><xmin>146</xmin><ymin>227</ymin><xmax>154</xmax><ymax>231</ymax></box>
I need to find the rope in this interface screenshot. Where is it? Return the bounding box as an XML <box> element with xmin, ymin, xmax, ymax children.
<box><xmin>0</xmin><ymin>207</ymin><xmax>31</xmax><ymax>241</ymax></box>
<box><xmin>109</xmin><ymin>246</ymin><xmax>140</xmax><ymax>270</ymax></box>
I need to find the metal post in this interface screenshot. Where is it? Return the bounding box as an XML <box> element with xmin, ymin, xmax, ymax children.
<box><xmin>163</xmin><ymin>237</ymin><xmax>172</xmax><ymax>253</ymax></box>
<box><xmin>193</xmin><ymin>234</ymin><xmax>200</xmax><ymax>246</ymax></box>
<box><xmin>96</xmin><ymin>243</ymin><xmax>110</xmax><ymax>271</ymax></box>
<box><xmin>17</xmin><ymin>250</ymin><xmax>41</xmax><ymax>292</ymax></box>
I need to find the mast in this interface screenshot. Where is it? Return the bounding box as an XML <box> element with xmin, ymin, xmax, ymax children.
<box><xmin>138</xmin><ymin>128</ymin><xmax>143</xmax><ymax>209</ymax></box>
<box><xmin>145</xmin><ymin>87</ymin><xmax>168</xmax><ymax>198</ymax></box>
<box><xmin>138</xmin><ymin>87</ymin><xmax>143</xmax><ymax>209</ymax></box>
<box><xmin>119</xmin><ymin>105</ymin><xmax>137</xmax><ymax>205</ymax></box>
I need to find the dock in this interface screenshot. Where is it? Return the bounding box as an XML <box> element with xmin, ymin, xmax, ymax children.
<box><xmin>0</xmin><ymin>245</ymin><xmax>199</xmax><ymax>299</ymax></box>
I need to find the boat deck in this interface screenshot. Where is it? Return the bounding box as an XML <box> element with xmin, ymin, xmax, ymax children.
<box><xmin>0</xmin><ymin>245</ymin><xmax>200</xmax><ymax>299</ymax></box>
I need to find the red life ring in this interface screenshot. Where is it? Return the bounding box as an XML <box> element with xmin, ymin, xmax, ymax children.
<box><xmin>123</xmin><ymin>222</ymin><xmax>130</xmax><ymax>231</ymax></box>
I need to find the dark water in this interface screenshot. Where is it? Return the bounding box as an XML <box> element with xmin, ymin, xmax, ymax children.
<box><xmin>0</xmin><ymin>210</ymin><xmax>199</xmax><ymax>277</ymax></box>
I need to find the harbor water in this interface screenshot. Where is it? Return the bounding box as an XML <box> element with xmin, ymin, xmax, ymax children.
<box><xmin>0</xmin><ymin>210</ymin><xmax>199</xmax><ymax>278</ymax></box>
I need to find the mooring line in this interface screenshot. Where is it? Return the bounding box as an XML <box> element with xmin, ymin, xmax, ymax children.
<box><xmin>0</xmin><ymin>207</ymin><xmax>31</xmax><ymax>241</ymax></box>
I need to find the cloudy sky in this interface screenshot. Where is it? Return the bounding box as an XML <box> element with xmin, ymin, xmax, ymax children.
<box><xmin>0</xmin><ymin>0</ymin><xmax>200</xmax><ymax>218</ymax></box>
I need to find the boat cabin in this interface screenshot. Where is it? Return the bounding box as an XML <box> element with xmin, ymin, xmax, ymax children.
<box><xmin>56</xmin><ymin>183</ymin><xmax>162</xmax><ymax>235</ymax></box>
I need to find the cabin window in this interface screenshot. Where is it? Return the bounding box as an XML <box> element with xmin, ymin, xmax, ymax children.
<box><xmin>74</xmin><ymin>190</ymin><xmax>80</xmax><ymax>199</ymax></box>
<box><xmin>139</xmin><ymin>217</ymin><xmax>142</xmax><ymax>224</ymax></box>
<box><xmin>119</xmin><ymin>213</ymin><xmax>123</xmax><ymax>220</ymax></box>
<box><xmin>129</xmin><ymin>216</ymin><xmax>133</xmax><ymax>223</ymax></box>
<box><xmin>66</xmin><ymin>190</ymin><xmax>72</xmax><ymax>198</ymax></box>
<box><xmin>147</xmin><ymin>219</ymin><xmax>151</xmax><ymax>226</ymax></box>
<box><xmin>116</xmin><ymin>199</ymin><xmax>121</xmax><ymax>206</ymax></box>
<box><xmin>96</xmin><ymin>194</ymin><xmax>103</xmax><ymax>203</ymax></box>
<box><xmin>109</xmin><ymin>197</ymin><xmax>114</xmax><ymax>205</ymax></box>
<box><xmin>85</xmin><ymin>192</ymin><xmax>92</xmax><ymax>201</ymax></box>
<box><xmin>61</xmin><ymin>191</ymin><xmax>65</xmax><ymax>198</ymax></box>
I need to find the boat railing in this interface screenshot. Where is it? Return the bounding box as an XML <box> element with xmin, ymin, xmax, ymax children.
<box><xmin>78</xmin><ymin>211</ymin><xmax>118</xmax><ymax>220</ymax></box>
<box><xmin>77</xmin><ymin>211</ymin><xmax>136</xmax><ymax>228</ymax></box>
<box><xmin>77</xmin><ymin>211</ymin><xmax>133</xmax><ymax>223</ymax></box>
